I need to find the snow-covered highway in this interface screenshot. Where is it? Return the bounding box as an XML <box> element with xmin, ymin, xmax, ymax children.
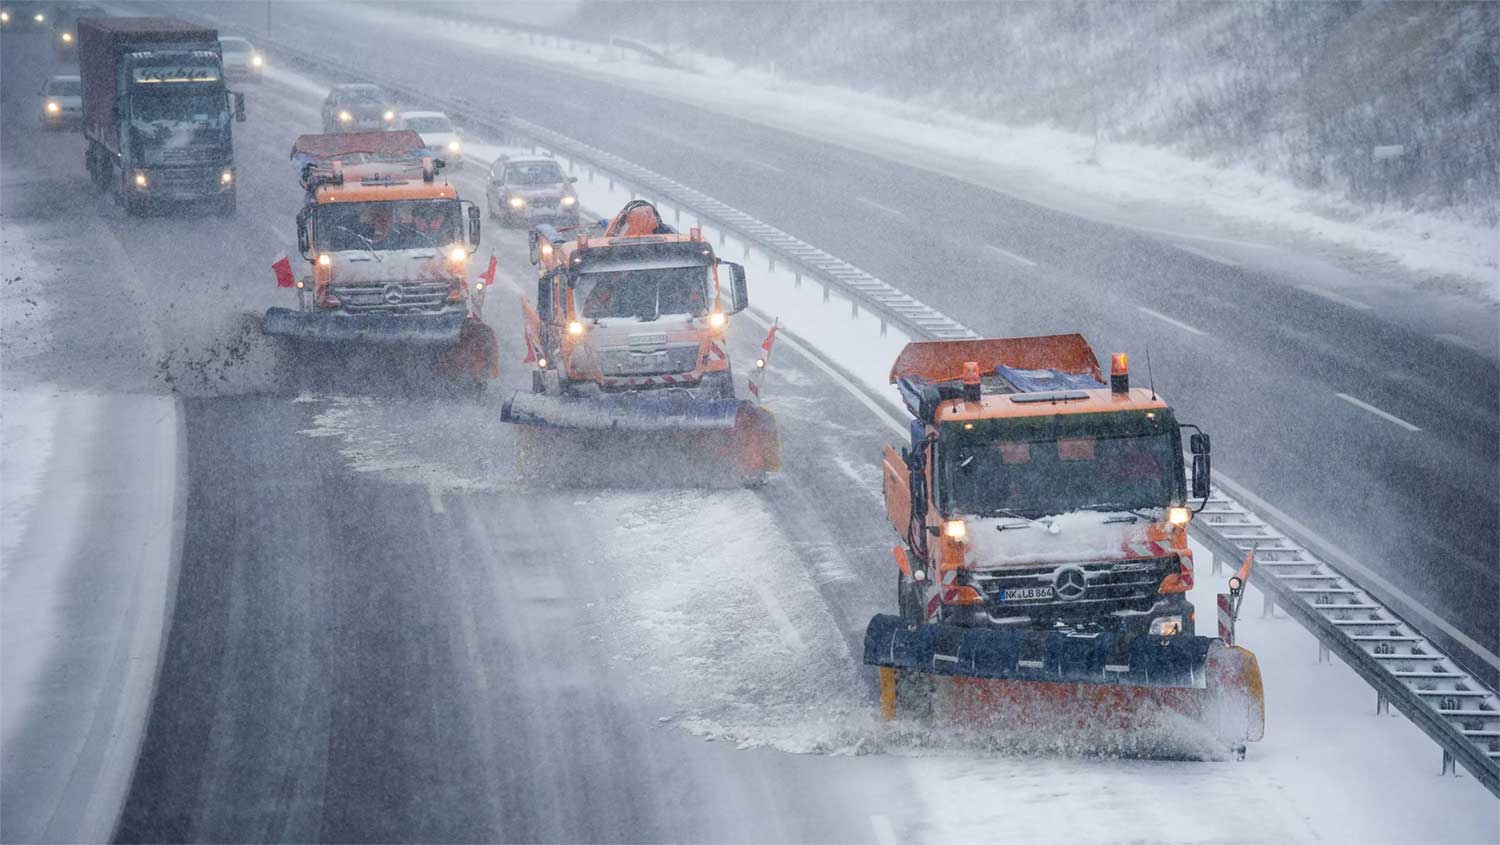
<box><xmin>1</xmin><ymin>7</ymin><xmax>1496</xmax><ymax>844</ymax></box>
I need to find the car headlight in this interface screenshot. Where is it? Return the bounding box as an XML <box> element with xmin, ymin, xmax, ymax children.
<box><xmin>251</xmin><ymin>54</ymin><xmax>263</xmax><ymax>68</ymax></box>
<box><xmin>33</xmin><ymin>11</ymin><xmax>43</xmax><ymax>23</ymax></box>
<box><xmin>507</xmin><ymin>196</ymin><xmax>526</xmax><ymax>209</ymax></box>
<box><xmin>133</xmin><ymin>171</ymin><xmax>148</xmax><ymax>188</ymax></box>
<box><xmin>1167</xmin><ymin>506</ymin><xmax>1192</xmax><ymax>526</ymax></box>
<box><xmin>220</xmin><ymin>169</ymin><xmax>234</xmax><ymax>185</ymax></box>
<box><xmin>45</xmin><ymin>101</ymin><xmax>60</xmax><ymax>114</ymax></box>
<box><xmin>707</xmin><ymin>312</ymin><xmax>726</xmax><ymax>329</ymax></box>
<box><xmin>383</xmin><ymin>110</ymin><xmax>395</xmax><ymax>122</ymax></box>
<box><xmin>1149</xmin><ymin>616</ymin><xmax>1183</xmax><ymax>637</ymax></box>
<box><xmin>338</xmin><ymin>110</ymin><xmax>352</xmax><ymax>123</ymax></box>
<box><xmin>566</xmin><ymin>320</ymin><xmax>584</xmax><ymax>336</ymax></box>
<box><xmin>1</xmin><ymin>12</ymin><xmax>11</xmax><ymax>24</ymax></box>
<box><xmin>560</xmin><ymin>195</ymin><xmax>576</xmax><ymax>207</ymax></box>
<box><xmin>61</xmin><ymin>31</ymin><xmax>72</xmax><ymax>43</ymax></box>
<box><xmin>943</xmin><ymin>519</ymin><xmax>966</xmax><ymax>541</ymax></box>
<box><xmin>447</xmin><ymin>139</ymin><xmax>461</xmax><ymax>153</ymax></box>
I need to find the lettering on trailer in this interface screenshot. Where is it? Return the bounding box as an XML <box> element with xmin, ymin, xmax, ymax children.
<box><xmin>132</xmin><ymin>66</ymin><xmax>219</xmax><ymax>84</ymax></box>
<box><xmin>1217</xmin><ymin>593</ymin><xmax>1235</xmax><ymax>646</ymax></box>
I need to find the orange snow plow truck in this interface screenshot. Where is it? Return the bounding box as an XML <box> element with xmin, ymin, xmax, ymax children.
<box><xmin>499</xmin><ymin>200</ymin><xmax>779</xmax><ymax>480</ymax></box>
<box><xmin>262</xmin><ymin>131</ymin><xmax>496</xmax><ymax>383</ymax></box>
<box><xmin>864</xmin><ymin>333</ymin><xmax>1263</xmax><ymax>752</ymax></box>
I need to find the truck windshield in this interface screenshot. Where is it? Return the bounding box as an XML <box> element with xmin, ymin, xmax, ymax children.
<box><xmin>315</xmin><ymin>200</ymin><xmax>461</xmax><ymax>252</ymax></box>
<box><xmin>940</xmin><ymin>410</ymin><xmax>1182</xmax><ymax>518</ymax></box>
<box><xmin>575</xmin><ymin>266</ymin><xmax>711</xmax><ymax>321</ymax></box>
<box><xmin>46</xmin><ymin>79</ymin><xmax>80</xmax><ymax>96</ymax></box>
<box><xmin>505</xmin><ymin>162</ymin><xmax>564</xmax><ymax>186</ymax></box>
<box><xmin>130</xmin><ymin>92</ymin><xmax>229</xmax><ymax>148</ymax></box>
<box><xmin>404</xmin><ymin>117</ymin><xmax>451</xmax><ymax>133</ymax></box>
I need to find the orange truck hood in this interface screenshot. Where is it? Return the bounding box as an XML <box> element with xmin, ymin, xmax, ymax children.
<box><xmin>961</xmin><ymin>511</ymin><xmax>1177</xmax><ymax>569</ymax></box>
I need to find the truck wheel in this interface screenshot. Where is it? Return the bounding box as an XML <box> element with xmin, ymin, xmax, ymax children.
<box><xmin>898</xmin><ymin>573</ymin><xmax>926</xmax><ymax>624</ymax></box>
<box><xmin>124</xmin><ymin>192</ymin><xmax>145</xmax><ymax>217</ymax></box>
<box><xmin>532</xmin><ymin>370</ymin><xmax>545</xmax><ymax>394</ymax></box>
<box><xmin>216</xmin><ymin>193</ymin><xmax>237</xmax><ymax>217</ymax></box>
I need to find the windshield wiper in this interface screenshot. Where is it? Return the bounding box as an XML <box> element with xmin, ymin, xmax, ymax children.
<box><xmin>334</xmin><ymin>225</ymin><xmax>382</xmax><ymax>262</ymax></box>
<box><xmin>988</xmin><ymin>508</ymin><xmax>1060</xmax><ymax>534</ymax></box>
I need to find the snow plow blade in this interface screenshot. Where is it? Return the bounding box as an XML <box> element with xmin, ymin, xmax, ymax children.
<box><xmin>864</xmin><ymin>614</ymin><xmax>1264</xmax><ymax>748</ymax></box>
<box><xmin>501</xmin><ymin>391</ymin><xmax>780</xmax><ymax>475</ymax></box>
<box><xmin>262</xmin><ymin>307</ymin><xmax>467</xmax><ymax>348</ymax></box>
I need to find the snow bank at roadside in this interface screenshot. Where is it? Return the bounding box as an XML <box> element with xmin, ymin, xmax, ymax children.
<box><xmin>340</xmin><ymin>3</ymin><xmax>1499</xmax><ymax>303</ymax></box>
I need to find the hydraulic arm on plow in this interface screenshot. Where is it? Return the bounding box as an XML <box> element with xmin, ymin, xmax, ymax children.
<box><xmin>863</xmin><ymin>334</ymin><xmax>1264</xmax><ymax>753</ymax></box>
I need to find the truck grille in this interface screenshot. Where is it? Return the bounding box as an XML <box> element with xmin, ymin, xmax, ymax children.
<box><xmin>969</xmin><ymin>556</ymin><xmax>1178</xmax><ymax>618</ymax></box>
<box><xmin>152</xmin><ymin>167</ymin><xmax>221</xmax><ymax>195</ymax></box>
<box><xmin>597</xmin><ymin>343</ymin><xmax>700</xmax><ymax>377</ymax></box>
<box><xmin>330</xmin><ymin>281</ymin><xmax>452</xmax><ymax>312</ymax></box>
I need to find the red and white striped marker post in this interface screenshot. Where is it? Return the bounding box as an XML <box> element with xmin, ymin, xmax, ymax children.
<box><xmin>747</xmin><ymin>319</ymin><xmax>778</xmax><ymax>401</ymax></box>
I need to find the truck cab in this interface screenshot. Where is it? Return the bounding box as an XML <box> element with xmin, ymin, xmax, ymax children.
<box><xmin>883</xmin><ymin>334</ymin><xmax>1212</xmax><ymax>640</ymax></box>
<box><xmin>292</xmin><ymin>132</ymin><xmax>481</xmax><ymax>327</ymax></box>
<box><xmin>526</xmin><ymin>201</ymin><xmax>748</xmax><ymax>399</ymax></box>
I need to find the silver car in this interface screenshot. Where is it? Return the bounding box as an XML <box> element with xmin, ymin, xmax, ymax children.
<box><xmin>39</xmin><ymin>75</ymin><xmax>81</xmax><ymax>129</ymax></box>
<box><xmin>219</xmin><ymin>37</ymin><xmax>264</xmax><ymax>82</ymax></box>
<box><xmin>486</xmin><ymin>156</ymin><xmax>580</xmax><ymax>227</ymax></box>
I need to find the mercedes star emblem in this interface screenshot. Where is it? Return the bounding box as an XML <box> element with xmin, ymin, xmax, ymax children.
<box><xmin>382</xmin><ymin>284</ymin><xmax>405</xmax><ymax>305</ymax></box>
<box><xmin>1053</xmin><ymin>565</ymin><xmax>1088</xmax><ymax>601</ymax></box>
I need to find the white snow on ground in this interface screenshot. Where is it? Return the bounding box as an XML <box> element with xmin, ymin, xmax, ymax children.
<box><xmin>336</xmin><ymin>3</ymin><xmax>1500</xmax><ymax>302</ymax></box>
<box><xmin>0</xmin><ymin>390</ymin><xmax>57</xmax><ymax>564</ymax></box>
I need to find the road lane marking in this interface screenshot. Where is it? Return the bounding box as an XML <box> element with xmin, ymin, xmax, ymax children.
<box><xmin>744</xmin><ymin>158</ymin><xmax>785</xmax><ymax>174</ymax></box>
<box><xmin>983</xmin><ymin>243</ymin><xmax>1037</xmax><ymax>268</ymax></box>
<box><xmin>855</xmin><ymin>196</ymin><xmax>906</xmax><ymax>218</ymax></box>
<box><xmin>871</xmin><ymin>814</ymin><xmax>900</xmax><ymax>845</ymax></box>
<box><xmin>1298</xmin><ymin>284</ymin><xmax>1374</xmax><ymax>311</ymax></box>
<box><xmin>1173</xmin><ymin>243</ymin><xmax>1242</xmax><ymax>268</ymax></box>
<box><xmin>1335</xmin><ymin>393</ymin><xmax>1421</xmax><ymax>432</ymax></box>
<box><xmin>428</xmin><ymin>485</ymin><xmax>447</xmax><ymax>513</ymax></box>
<box><xmin>1137</xmin><ymin>307</ymin><xmax>1206</xmax><ymax>336</ymax></box>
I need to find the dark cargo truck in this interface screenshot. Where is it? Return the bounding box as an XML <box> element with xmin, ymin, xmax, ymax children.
<box><xmin>79</xmin><ymin>17</ymin><xmax>245</xmax><ymax>216</ymax></box>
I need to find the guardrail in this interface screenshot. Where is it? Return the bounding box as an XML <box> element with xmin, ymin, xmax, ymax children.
<box><xmin>258</xmin><ymin>27</ymin><xmax>1500</xmax><ymax>799</ymax></box>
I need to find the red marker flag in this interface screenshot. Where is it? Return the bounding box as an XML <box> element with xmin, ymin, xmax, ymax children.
<box><xmin>760</xmin><ymin>322</ymin><xmax>778</xmax><ymax>354</ymax></box>
<box><xmin>272</xmin><ymin>256</ymin><xmax>296</xmax><ymax>288</ymax></box>
<box><xmin>480</xmin><ymin>254</ymin><xmax>498</xmax><ymax>287</ymax></box>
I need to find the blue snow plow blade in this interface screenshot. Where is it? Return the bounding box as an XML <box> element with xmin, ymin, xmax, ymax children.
<box><xmin>863</xmin><ymin>614</ymin><xmax>1214</xmax><ymax>689</ymax></box>
<box><xmin>262</xmin><ymin>307</ymin><xmax>466</xmax><ymax>347</ymax></box>
<box><xmin>500</xmin><ymin>391</ymin><xmax>745</xmax><ymax>432</ymax></box>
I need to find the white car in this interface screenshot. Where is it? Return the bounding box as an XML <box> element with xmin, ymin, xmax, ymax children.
<box><xmin>39</xmin><ymin>75</ymin><xmax>81</xmax><ymax>129</ymax></box>
<box><xmin>397</xmin><ymin>111</ymin><xmax>464</xmax><ymax>168</ymax></box>
<box><xmin>219</xmin><ymin>36</ymin><xmax>264</xmax><ymax>82</ymax></box>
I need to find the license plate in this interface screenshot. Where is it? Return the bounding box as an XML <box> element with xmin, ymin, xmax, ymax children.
<box><xmin>623</xmin><ymin>352</ymin><xmax>670</xmax><ymax>373</ymax></box>
<box><xmin>1000</xmin><ymin>586</ymin><xmax>1053</xmax><ymax>602</ymax></box>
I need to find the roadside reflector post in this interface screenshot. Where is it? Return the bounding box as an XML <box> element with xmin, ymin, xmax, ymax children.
<box><xmin>674</xmin><ymin>206</ymin><xmax>680</xmax><ymax>223</ymax></box>
<box><xmin>851</xmin><ymin>299</ymin><xmax>859</xmax><ymax>318</ymax></box>
<box><xmin>879</xmin><ymin>317</ymin><xmax>887</xmax><ymax>337</ymax></box>
<box><xmin>1441</xmin><ymin>750</ymin><xmax>1457</xmax><ymax>777</ymax></box>
<box><xmin>823</xmin><ymin>283</ymin><xmax>830</xmax><ymax>303</ymax></box>
<box><xmin>718</xmin><ymin>230</ymin><xmax>726</xmax><ymax>246</ymax></box>
<box><xmin>768</xmin><ymin>255</ymin><xmax>775</xmax><ymax>272</ymax></box>
<box><xmin>743</xmin><ymin>242</ymin><xmax>751</xmax><ymax>258</ymax></box>
<box><xmin>1376</xmin><ymin>692</ymin><xmax>1389</xmax><ymax>715</ymax></box>
<box><xmin>1317</xmin><ymin>640</ymin><xmax>1330</xmax><ymax>663</ymax></box>
<box><xmin>794</xmin><ymin>270</ymin><xmax>802</xmax><ymax>288</ymax></box>
<box><xmin>1212</xmin><ymin>553</ymin><xmax>1222</xmax><ymax>575</ymax></box>
<box><xmin>1261</xmin><ymin>592</ymin><xmax>1276</xmax><ymax>618</ymax></box>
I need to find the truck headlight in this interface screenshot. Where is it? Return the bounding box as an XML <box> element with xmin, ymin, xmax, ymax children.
<box><xmin>383</xmin><ymin>110</ymin><xmax>395</xmax><ymax>122</ymax></box>
<box><xmin>338</xmin><ymin>110</ymin><xmax>352</xmax><ymax>123</ymax></box>
<box><xmin>447</xmin><ymin>139</ymin><xmax>461</xmax><ymax>153</ymax></box>
<box><xmin>560</xmin><ymin>195</ymin><xmax>576</xmax><ymax>207</ymax></box>
<box><xmin>448</xmin><ymin>245</ymin><xmax>467</xmax><ymax>264</ymax></box>
<box><xmin>1</xmin><ymin>12</ymin><xmax>11</xmax><ymax>24</ymax></box>
<box><xmin>943</xmin><ymin>519</ymin><xmax>967</xmax><ymax>541</ymax></box>
<box><xmin>707</xmin><ymin>312</ymin><xmax>725</xmax><ymax>329</ymax></box>
<box><xmin>1167</xmin><ymin>506</ymin><xmax>1191</xmax><ymax>526</ymax></box>
<box><xmin>318</xmin><ymin>253</ymin><xmax>332</xmax><ymax>267</ymax></box>
<box><xmin>133</xmin><ymin>171</ymin><xmax>148</xmax><ymax>188</ymax></box>
<box><xmin>251</xmin><ymin>54</ymin><xmax>263</xmax><ymax>68</ymax></box>
<box><xmin>45</xmin><ymin>101</ymin><xmax>60</xmax><ymax>114</ymax></box>
<box><xmin>60</xmin><ymin>31</ymin><xmax>72</xmax><ymax>43</ymax></box>
<box><xmin>566</xmin><ymin>320</ymin><xmax>584</xmax><ymax>336</ymax></box>
<box><xmin>220</xmin><ymin>169</ymin><xmax>234</xmax><ymax>185</ymax></box>
<box><xmin>33</xmin><ymin>11</ymin><xmax>43</xmax><ymax>23</ymax></box>
<box><xmin>1150</xmin><ymin>616</ymin><xmax>1183</xmax><ymax>637</ymax></box>
<box><xmin>508</xmin><ymin>196</ymin><xmax>526</xmax><ymax>209</ymax></box>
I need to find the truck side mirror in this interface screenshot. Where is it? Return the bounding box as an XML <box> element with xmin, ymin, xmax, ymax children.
<box><xmin>568</xmin><ymin>176</ymin><xmax>578</xmax><ymax>183</ymax></box>
<box><xmin>233</xmin><ymin>92</ymin><xmax>246</xmax><ymax>123</ymax></box>
<box><xmin>467</xmin><ymin>204</ymin><xmax>481</xmax><ymax>247</ymax></box>
<box><xmin>1192</xmin><ymin>453</ymin><xmax>1211</xmax><ymax>499</ymax></box>
<box><xmin>295</xmin><ymin>208</ymin><xmax>311</xmax><ymax>259</ymax></box>
<box><xmin>719</xmin><ymin>260</ymin><xmax>748</xmax><ymax>314</ymax></box>
<box><xmin>1189</xmin><ymin>432</ymin><xmax>1210</xmax><ymax>455</ymax></box>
